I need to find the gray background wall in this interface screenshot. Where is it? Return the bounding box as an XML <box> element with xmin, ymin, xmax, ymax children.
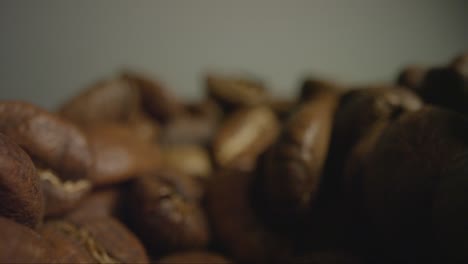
<box><xmin>0</xmin><ymin>0</ymin><xmax>467</xmax><ymax>109</ymax></box>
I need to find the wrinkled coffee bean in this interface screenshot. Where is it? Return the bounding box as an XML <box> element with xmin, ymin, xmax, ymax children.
<box><xmin>130</xmin><ymin>170</ymin><xmax>209</xmax><ymax>255</ymax></box>
<box><xmin>0</xmin><ymin>216</ymin><xmax>56</xmax><ymax>263</ymax></box>
<box><xmin>161</xmin><ymin>144</ymin><xmax>212</xmax><ymax>181</ymax></box>
<box><xmin>0</xmin><ymin>101</ymin><xmax>93</xmax><ymax>180</ymax></box>
<box><xmin>260</xmin><ymin>89</ymin><xmax>338</xmax><ymax>219</ymax></box>
<box><xmin>43</xmin><ymin>217</ymin><xmax>149</xmax><ymax>263</ymax></box>
<box><xmin>206</xmin><ymin>74</ymin><xmax>269</xmax><ymax>111</ymax></box>
<box><xmin>122</xmin><ymin>71</ymin><xmax>184</xmax><ymax>123</ymax></box>
<box><xmin>213</xmin><ymin>106</ymin><xmax>279</xmax><ymax>168</ymax></box>
<box><xmin>0</xmin><ymin>133</ymin><xmax>44</xmax><ymax>228</ymax></box>
<box><xmin>158</xmin><ymin>251</ymin><xmax>232</xmax><ymax>264</ymax></box>
<box><xmin>38</xmin><ymin>169</ymin><xmax>91</xmax><ymax>217</ymax></box>
<box><xmin>208</xmin><ymin>166</ymin><xmax>292</xmax><ymax>263</ymax></box>
<box><xmin>396</xmin><ymin>65</ymin><xmax>427</xmax><ymax>92</ymax></box>
<box><xmin>362</xmin><ymin>106</ymin><xmax>468</xmax><ymax>263</ymax></box>
<box><xmin>87</xmin><ymin>124</ymin><xmax>161</xmax><ymax>186</ymax></box>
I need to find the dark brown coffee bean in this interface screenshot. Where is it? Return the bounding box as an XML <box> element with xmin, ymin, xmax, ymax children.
<box><xmin>87</xmin><ymin>124</ymin><xmax>161</xmax><ymax>186</ymax></box>
<box><xmin>66</xmin><ymin>187</ymin><xmax>122</xmax><ymax>221</ymax></box>
<box><xmin>419</xmin><ymin>64</ymin><xmax>468</xmax><ymax>115</ymax></box>
<box><xmin>205</xmin><ymin>74</ymin><xmax>269</xmax><ymax>111</ymax></box>
<box><xmin>299</xmin><ymin>78</ymin><xmax>342</xmax><ymax>102</ymax></box>
<box><xmin>122</xmin><ymin>71</ymin><xmax>185</xmax><ymax>123</ymax></box>
<box><xmin>43</xmin><ymin>217</ymin><xmax>149</xmax><ymax>264</ymax></box>
<box><xmin>161</xmin><ymin>144</ymin><xmax>212</xmax><ymax>181</ymax></box>
<box><xmin>322</xmin><ymin>87</ymin><xmax>422</xmax><ymax>198</ymax></box>
<box><xmin>38</xmin><ymin>169</ymin><xmax>91</xmax><ymax>217</ymax></box>
<box><xmin>130</xmin><ymin>170</ymin><xmax>209</xmax><ymax>255</ymax></box>
<box><xmin>59</xmin><ymin>78</ymin><xmax>160</xmax><ymax>143</ymax></box>
<box><xmin>0</xmin><ymin>133</ymin><xmax>44</xmax><ymax>228</ymax></box>
<box><xmin>260</xmin><ymin>90</ymin><xmax>338</xmax><ymax>218</ymax></box>
<box><xmin>213</xmin><ymin>106</ymin><xmax>279</xmax><ymax>168</ymax></box>
<box><xmin>207</xmin><ymin>167</ymin><xmax>292</xmax><ymax>263</ymax></box>
<box><xmin>158</xmin><ymin>251</ymin><xmax>232</xmax><ymax>264</ymax></box>
<box><xmin>0</xmin><ymin>101</ymin><xmax>93</xmax><ymax>181</ymax></box>
<box><xmin>0</xmin><ymin>216</ymin><xmax>56</xmax><ymax>263</ymax></box>
<box><xmin>396</xmin><ymin>65</ymin><xmax>427</xmax><ymax>92</ymax></box>
<box><xmin>362</xmin><ymin>106</ymin><xmax>468</xmax><ymax>263</ymax></box>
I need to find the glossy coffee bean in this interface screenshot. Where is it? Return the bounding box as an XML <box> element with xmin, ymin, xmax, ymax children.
<box><xmin>205</xmin><ymin>74</ymin><xmax>269</xmax><ymax>111</ymax></box>
<box><xmin>43</xmin><ymin>217</ymin><xmax>149</xmax><ymax>263</ymax></box>
<box><xmin>130</xmin><ymin>170</ymin><xmax>209</xmax><ymax>255</ymax></box>
<box><xmin>362</xmin><ymin>106</ymin><xmax>468</xmax><ymax>263</ymax></box>
<box><xmin>86</xmin><ymin>124</ymin><xmax>161</xmax><ymax>186</ymax></box>
<box><xmin>0</xmin><ymin>216</ymin><xmax>56</xmax><ymax>263</ymax></box>
<box><xmin>260</xmin><ymin>89</ymin><xmax>338</xmax><ymax>218</ymax></box>
<box><xmin>213</xmin><ymin>106</ymin><xmax>279</xmax><ymax>168</ymax></box>
<box><xmin>122</xmin><ymin>71</ymin><xmax>185</xmax><ymax>123</ymax></box>
<box><xmin>0</xmin><ymin>133</ymin><xmax>44</xmax><ymax>228</ymax></box>
<box><xmin>208</xmin><ymin>166</ymin><xmax>292</xmax><ymax>263</ymax></box>
<box><xmin>0</xmin><ymin>101</ymin><xmax>93</xmax><ymax>181</ymax></box>
<box><xmin>158</xmin><ymin>251</ymin><xmax>232</xmax><ymax>264</ymax></box>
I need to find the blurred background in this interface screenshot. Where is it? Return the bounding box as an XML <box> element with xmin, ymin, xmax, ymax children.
<box><xmin>0</xmin><ymin>0</ymin><xmax>467</xmax><ymax>109</ymax></box>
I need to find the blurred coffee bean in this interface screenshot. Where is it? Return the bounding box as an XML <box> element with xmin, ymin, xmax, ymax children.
<box><xmin>130</xmin><ymin>170</ymin><xmax>209</xmax><ymax>255</ymax></box>
<box><xmin>299</xmin><ymin>78</ymin><xmax>342</xmax><ymax>102</ymax></box>
<box><xmin>206</xmin><ymin>74</ymin><xmax>269</xmax><ymax>111</ymax></box>
<box><xmin>268</xmin><ymin>98</ymin><xmax>297</xmax><ymax>120</ymax></box>
<box><xmin>160</xmin><ymin>114</ymin><xmax>219</xmax><ymax>146</ymax></box>
<box><xmin>322</xmin><ymin>87</ymin><xmax>422</xmax><ymax>197</ymax></box>
<box><xmin>450</xmin><ymin>52</ymin><xmax>468</xmax><ymax>76</ymax></box>
<box><xmin>161</xmin><ymin>144</ymin><xmax>212</xmax><ymax>181</ymax></box>
<box><xmin>208</xmin><ymin>166</ymin><xmax>292</xmax><ymax>263</ymax></box>
<box><xmin>38</xmin><ymin>169</ymin><xmax>91</xmax><ymax>217</ymax></box>
<box><xmin>420</xmin><ymin>57</ymin><xmax>468</xmax><ymax>115</ymax></box>
<box><xmin>213</xmin><ymin>106</ymin><xmax>279</xmax><ymax>168</ymax></box>
<box><xmin>260</xmin><ymin>89</ymin><xmax>338</xmax><ymax>219</ymax></box>
<box><xmin>0</xmin><ymin>133</ymin><xmax>44</xmax><ymax>228</ymax></box>
<box><xmin>0</xmin><ymin>216</ymin><xmax>56</xmax><ymax>263</ymax></box>
<box><xmin>396</xmin><ymin>65</ymin><xmax>427</xmax><ymax>92</ymax></box>
<box><xmin>0</xmin><ymin>101</ymin><xmax>93</xmax><ymax>181</ymax></box>
<box><xmin>87</xmin><ymin>124</ymin><xmax>161</xmax><ymax>186</ymax></box>
<box><xmin>43</xmin><ymin>217</ymin><xmax>149</xmax><ymax>263</ymax></box>
<box><xmin>59</xmin><ymin>78</ymin><xmax>160</xmax><ymax>143</ymax></box>
<box><xmin>122</xmin><ymin>71</ymin><xmax>185</xmax><ymax>123</ymax></box>
<box><xmin>158</xmin><ymin>251</ymin><xmax>232</xmax><ymax>264</ymax></box>
<box><xmin>362</xmin><ymin>107</ymin><xmax>468</xmax><ymax>263</ymax></box>
<box><xmin>66</xmin><ymin>187</ymin><xmax>122</xmax><ymax>221</ymax></box>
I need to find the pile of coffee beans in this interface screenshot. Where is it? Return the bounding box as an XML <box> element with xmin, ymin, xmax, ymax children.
<box><xmin>1</xmin><ymin>52</ymin><xmax>467</xmax><ymax>263</ymax></box>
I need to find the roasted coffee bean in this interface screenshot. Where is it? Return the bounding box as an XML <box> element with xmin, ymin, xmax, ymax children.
<box><xmin>0</xmin><ymin>133</ymin><xmax>44</xmax><ymax>228</ymax></box>
<box><xmin>158</xmin><ymin>251</ymin><xmax>232</xmax><ymax>264</ymax></box>
<box><xmin>66</xmin><ymin>187</ymin><xmax>122</xmax><ymax>221</ymax></box>
<box><xmin>0</xmin><ymin>101</ymin><xmax>93</xmax><ymax>181</ymax></box>
<box><xmin>362</xmin><ymin>107</ymin><xmax>468</xmax><ymax>263</ymax></box>
<box><xmin>161</xmin><ymin>144</ymin><xmax>212</xmax><ymax>181</ymax></box>
<box><xmin>87</xmin><ymin>124</ymin><xmax>161</xmax><ymax>186</ymax></box>
<box><xmin>268</xmin><ymin>98</ymin><xmax>297</xmax><ymax>120</ymax></box>
<box><xmin>299</xmin><ymin>78</ymin><xmax>342</xmax><ymax>102</ymax></box>
<box><xmin>43</xmin><ymin>217</ymin><xmax>149</xmax><ymax>264</ymax></box>
<box><xmin>322</xmin><ymin>87</ymin><xmax>422</xmax><ymax>198</ymax></box>
<box><xmin>213</xmin><ymin>106</ymin><xmax>279</xmax><ymax>168</ymax></box>
<box><xmin>122</xmin><ymin>71</ymin><xmax>184</xmax><ymax>123</ymax></box>
<box><xmin>419</xmin><ymin>61</ymin><xmax>468</xmax><ymax>115</ymax></box>
<box><xmin>0</xmin><ymin>216</ymin><xmax>56</xmax><ymax>263</ymax></box>
<box><xmin>38</xmin><ymin>169</ymin><xmax>91</xmax><ymax>217</ymax></box>
<box><xmin>205</xmin><ymin>74</ymin><xmax>269</xmax><ymax>111</ymax></box>
<box><xmin>260</xmin><ymin>89</ymin><xmax>338</xmax><ymax>219</ymax></box>
<box><xmin>208</xmin><ymin>166</ymin><xmax>292</xmax><ymax>263</ymax></box>
<box><xmin>130</xmin><ymin>170</ymin><xmax>209</xmax><ymax>255</ymax></box>
<box><xmin>396</xmin><ymin>65</ymin><xmax>427</xmax><ymax>92</ymax></box>
<box><xmin>59</xmin><ymin>78</ymin><xmax>160</xmax><ymax>143</ymax></box>
<box><xmin>160</xmin><ymin>114</ymin><xmax>219</xmax><ymax>146</ymax></box>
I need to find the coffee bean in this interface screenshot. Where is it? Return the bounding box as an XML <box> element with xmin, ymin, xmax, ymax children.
<box><xmin>160</xmin><ymin>144</ymin><xmax>213</xmax><ymax>181</ymax></box>
<box><xmin>66</xmin><ymin>187</ymin><xmax>122</xmax><ymax>221</ymax></box>
<box><xmin>362</xmin><ymin>106</ymin><xmax>468</xmax><ymax>263</ymax></box>
<box><xmin>213</xmin><ymin>106</ymin><xmax>279</xmax><ymax>168</ymax></box>
<box><xmin>0</xmin><ymin>133</ymin><xmax>44</xmax><ymax>228</ymax></box>
<box><xmin>0</xmin><ymin>101</ymin><xmax>93</xmax><ymax>181</ymax></box>
<box><xmin>130</xmin><ymin>170</ymin><xmax>209</xmax><ymax>255</ymax></box>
